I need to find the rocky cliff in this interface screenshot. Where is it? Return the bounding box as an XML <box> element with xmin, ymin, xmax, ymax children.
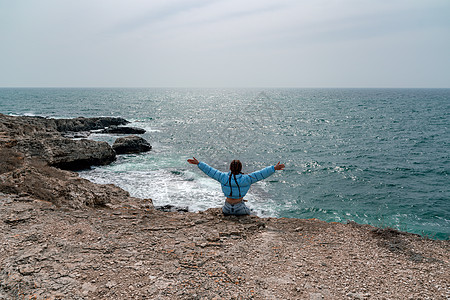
<box><xmin>0</xmin><ymin>113</ymin><xmax>150</xmax><ymax>208</ymax></box>
<box><xmin>0</xmin><ymin>114</ymin><xmax>448</xmax><ymax>300</ymax></box>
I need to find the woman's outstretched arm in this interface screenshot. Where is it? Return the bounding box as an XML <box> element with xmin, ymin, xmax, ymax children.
<box><xmin>246</xmin><ymin>162</ymin><xmax>285</xmax><ymax>184</ymax></box>
<box><xmin>187</xmin><ymin>157</ymin><xmax>227</xmax><ymax>183</ymax></box>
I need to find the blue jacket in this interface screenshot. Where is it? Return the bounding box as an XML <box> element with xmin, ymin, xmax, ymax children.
<box><xmin>198</xmin><ymin>162</ymin><xmax>275</xmax><ymax>199</ymax></box>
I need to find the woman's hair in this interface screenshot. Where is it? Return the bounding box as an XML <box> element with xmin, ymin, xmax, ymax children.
<box><xmin>228</xmin><ymin>160</ymin><xmax>243</xmax><ymax>197</ymax></box>
<box><xmin>229</xmin><ymin>160</ymin><xmax>242</xmax><ymax>175</ymax></box>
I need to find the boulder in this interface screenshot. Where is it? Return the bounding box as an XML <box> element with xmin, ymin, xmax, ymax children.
<box><xmin>0</xmin><ymin>114</ymin><xmax>129</xmax><ymax>136</ymax></box>
<box><xmin>155</xmin><ymin>205</ymin><xmax>189</xmax><ymax>213</ymax></box>
<box><xmin>0</xmin><ymin>114</ymin><xmax>128</xmax><ymax>170</ymax></box>
<box><xmin>0</xmin><ymin>162</ymin><xmax>133</xmax><ymax>208</ymax></box>
<box><xmin>0</xmin><ymin>114</ymin><xmax>58</xmax><ymax>137</ymax></box>
<box><xmin>101</xmin><ymin>126</ymin><xmax>146</xmax><ymax>134</ymax></box>
<box><xmin>112</xmin><ymin>136</ymin><xmax>152</xmax><ymax>154</ymax></box>
<box><xmin>15</xmin><ymin>138</ymin><xmax>116</xmax><ymax>171</ymax></box>
<box><xmin>53</xmin><ymin>117</ymin><xmax>129</xmax><ymax>132</ymax></box>
<box><xmin>0</xmin><ymin>114</ymin><xmax>154</xmax><ymax>210</ymax></box>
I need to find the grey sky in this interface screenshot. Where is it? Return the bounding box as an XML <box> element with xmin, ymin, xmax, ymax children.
<box><xmin>1</xmin><ymin>0</ymin><xmax>449</xmax><ymax>88</ymax></box>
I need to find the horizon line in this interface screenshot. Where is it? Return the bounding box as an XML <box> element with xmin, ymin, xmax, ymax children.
<box><xmin>1</xmin><ymin>86</ymin><xmax>449</xmax><ymax>89</ymax></box>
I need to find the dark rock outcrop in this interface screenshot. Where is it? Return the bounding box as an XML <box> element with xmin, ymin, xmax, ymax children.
<box><xmin>101</xmin><ymin>125</ymin><xmax>146</xmax><ymax>134</ymax></box>
<box><xmin>112</xmin><ymin>135</ymin><xmax>152</xmax><ymax>154</ymax></box>
<box><xmin>155</xmin><ymin>204</ymin><xmax>189</xmax><ymax>212</ymax></box>
<box><xmin>0</xmin><ymin>114</ymin><xmax>152</xmax><ymax>209</ymax></box>
<box><xmin>0</xmin><ymin>114</ymin><xmax>129</xmax><ymax>136</ymax></box>
<box><xmin>15</xmin><ymin>138</ymin><xmax>116</xmax><ymax>170</ymax></box>
<box><xmin>53</xmin><ymin>117</ymin><xmax>129</xmax><ymax>132</ymax></box>
<box><xmin>0</xmin><ymin>114</ymin><xmax>58</xmax><ymax>139</ymax></box>
<box><xmin>0</xmin><ymin>113</ymin><xmax>123</xmax><ymax>170</ymax></box>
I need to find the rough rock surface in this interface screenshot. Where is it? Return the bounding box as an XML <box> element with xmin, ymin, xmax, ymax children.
<box><xmin>0</xmin><ymin>148</ymin><xmax>151</xmax><ymax>210</ymax></box>
<box><xmin>101</xmin><ymin>125</ymin><xmax>146</xmax><ymax>134</ymax></box>
<box><xmin>0</xmin><ymin>198</ymin><xmax>448</xmax><ymax>300</ymax></box>
<box><xmin>112</xmin><ymin>135</ymin><xmax>152</xmax><ymax>155</ymax></box>
<box><xmin>0</xmin><ymin>114</ymin><xmax>128</xmax><ymax>138</ymax></box>
<box><xmin>52</xmin><ymin>117</ymin><xmax>129</xmax><ymax>133</ymax></box>
<box><xmin>15</xmin><ymin>137</ymin><xmax>116</xmax><ymax>170</ymax></box>
<box><xmin>0</xmin><ymin>113</ymin><xmax>132</xmax><ymax>170</ymax></box>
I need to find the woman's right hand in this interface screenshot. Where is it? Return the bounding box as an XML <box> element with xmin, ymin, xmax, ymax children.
<box><xmin>187</xmin><ymin>157</ymin><xmax>199</xmax><ymax>165</ymax></box>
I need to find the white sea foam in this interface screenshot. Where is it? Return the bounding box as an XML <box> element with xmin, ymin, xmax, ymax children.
<box><xmin>81</xmin><ymin>169</ymin><xmax>215</xmax><ymax>211</ymax></box>
<box><xmin>79</xmin><ymin>162</ymin><xmax>278</xmax><ymax>217</ymax></box>
<box><xmin>128</xmin><ymin>120</ymin><xmax>161</xmax><ymax>132</ymax></box>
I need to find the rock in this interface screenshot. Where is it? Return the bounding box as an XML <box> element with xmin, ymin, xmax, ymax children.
<box><xmin>81</xmin><ymin>282</ymin><xmax>97</xmax><ymax>295</ymax></box>
<box><xmin>0</xmin><ymin>114</ymin><xmax>129</xmax><ymax>136</ymax></box>
<box><xmin>155</xmin><ymin>205</ymin><xmax>188</xmax><ymax>213</ymax></box>
<box><xmin>310</xmin><ymin>293</ymin><xmax>324</xmax><ymax>300</ymax></box>
<box><xmin>15</xmin><ymin>137</ymin><xmax>116</xmax><ymax>170</ymax></box>
<box><xmin>0</xmin><ymin>113</ymin><xmax>123</xmax><ymax>170</ymax></box>
<box><xmin>112</xmin><ymin>135</ymin><xmax>152</xmax><ymax>155</ymax></box>
<box><xmin>0</xmin><ymin>163</ymin><xmax>135</xmax><ymax>208</ymax></box>
<box><xmin>101</xmin><ymin>126</ymin><xmax>146</xmax><ymax>134</ymax></box>
<box><xmin>0</xmin><ymin>148</ymin><xmax>25</xmax><ymax>174</ymax></box>
<box><xmin>106</xmin><ymin>281</ymin><xmax>117</xmax><ymax>289</ymax></box>
<box><xmin>205</xmin><ymin>232</ymin><xmax>220</xmax><ymax>242</ymax></box>
<box><xmin>18</xmin><ymin>264</ymin><xmax>35</xmax><ymax>275</ymax></box>
<box><xmin>53</xmin><ymin>117</ymin><xmax>129</xmax><ymax>132</ymax></box>
<box><xmin>347</xmin><ymin>292</ymin><xmax>370</xmax><ymax>299</ymax></box>
<box><xmin>4</xmin><ymin>213</ymin><xmax>32</xmax><ymax>224</ymax></box>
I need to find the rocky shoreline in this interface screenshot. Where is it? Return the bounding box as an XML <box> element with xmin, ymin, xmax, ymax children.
<box><xmin>0</xmin><ymin>113</ymin><xmax>448</xmax><ymax>299</ymax></box>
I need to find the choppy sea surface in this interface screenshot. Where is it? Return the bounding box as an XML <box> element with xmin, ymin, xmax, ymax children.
<box><xmin>1</xmin><ymin>88</ymin><xmax>449</xmax><ymax>239</ymax></box>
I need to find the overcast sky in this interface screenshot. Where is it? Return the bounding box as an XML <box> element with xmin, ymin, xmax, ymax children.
<box><xmin>1</xmin><ymin>0</ymin><xmax>449</xmax><ymax>88</ymax></box>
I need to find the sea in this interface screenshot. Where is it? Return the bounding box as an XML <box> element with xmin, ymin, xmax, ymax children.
<box><xmin>1</xmin><ymin>88</ymin><xmax>449</xmax><ymax>240</ymax></box>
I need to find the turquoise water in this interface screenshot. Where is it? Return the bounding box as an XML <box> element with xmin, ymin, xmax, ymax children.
<box><xmin>1</xmin><ymin>88</ymin><xmax>449</xmax><ymax>239</ymax></box>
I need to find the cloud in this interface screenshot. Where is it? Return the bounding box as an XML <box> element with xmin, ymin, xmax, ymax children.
<box><xmin>1</xmin><ymin>0</ymin><xmax>449</xmax><ymax>87</ymax></box>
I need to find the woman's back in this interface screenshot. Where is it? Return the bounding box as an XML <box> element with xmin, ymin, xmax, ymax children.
<box><xmin>187</xmin><ymin>157</ymin><xmax>284</xmax><ymax>215</ymax></box>
<box><xmin>197</xmin><ymin>161</ymin><xmax>275</xmax><ymax>199</ymax></box>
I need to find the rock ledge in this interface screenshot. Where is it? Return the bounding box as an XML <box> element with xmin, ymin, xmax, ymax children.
<box><xmin>0</xmin><ymin>114</ymin><xmax>448</xmax><ymax>300</ymax></box>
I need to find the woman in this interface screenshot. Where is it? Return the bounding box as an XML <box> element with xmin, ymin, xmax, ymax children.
<box><xmin>187</xmin><ymin>157</ymin><xmax>285</xmax><ymax>215</ymax></box>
